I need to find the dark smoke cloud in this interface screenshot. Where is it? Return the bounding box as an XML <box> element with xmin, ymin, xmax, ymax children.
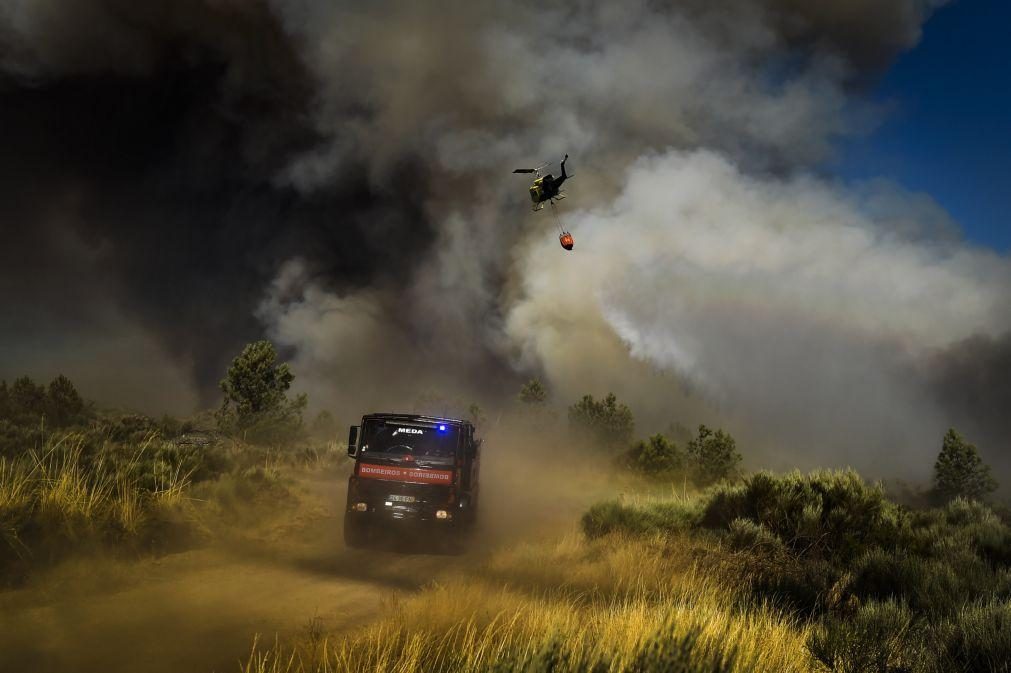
<box><xmin>927</xmin><ymin>333</ymin><xmax>1011</xmax><ymax>469</ymax></box>
<box><xmin>6</xmin><ymin>0</ymin><xmax>1009</xmax><ymax>481</ymax></box>
<box><xmin>0</xmin><ymin>0</ymin><xmax>442</xmax><ymax>405</ymax></box>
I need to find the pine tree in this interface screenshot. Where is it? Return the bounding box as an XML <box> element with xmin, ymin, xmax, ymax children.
<box><xmin>687</xmin><ymin>424</ymin><xmax>741</xmax><ymax>485</ymax></box>
<box><xmin>218</xmin><ymin>340</ymin><xmax>307</xmax><ymax>444</ymax></box>
<box><xmin>518</xmin><ymin>379</ymin><xmax>548</xmax><ymax>405</ymax></box>
<box><xmin>9</xmin><ymin>376</ymin><xmax>46</xmax><ymax>424</ymax></box>
<box><xmin>47</xmin><ymin>374</ymin><xmax>86</xmax><ymax>427</ymax></box>
<box><xmin>932</xmin><ymin>428</ymin><xmax>997</xmax><ymax>502</ymax></box>
<box><xmin>626</xmin><ymin>433</ymin><xmax>683</xmax><ymax>476</ymax></box>
<box><xmin>568</xmin><ymin>392</ymin><xmax>635</xmax><ymax>450</ymax></box>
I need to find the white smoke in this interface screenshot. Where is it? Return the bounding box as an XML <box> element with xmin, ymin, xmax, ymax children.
<box><xmin>504</xmin><ymin>150</ymin><xmax>1011</xmax><ymax>475</ymax></box>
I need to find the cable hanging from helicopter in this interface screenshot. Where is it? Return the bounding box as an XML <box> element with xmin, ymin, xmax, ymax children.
<box><xmin>513</xmin><ymin>154</ymin><xmax>574</xmax><ymax>251</ymax></box>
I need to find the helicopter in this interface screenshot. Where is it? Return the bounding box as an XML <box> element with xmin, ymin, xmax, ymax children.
<box><xmin>514</xmin><ymin>154</ymin><xmax>570</xmax><ymax>211</ymax></box>
<box><xmin>513</xmin><ymin>154</ymin><xmax>574</xmax><ymax>250</ymax></box>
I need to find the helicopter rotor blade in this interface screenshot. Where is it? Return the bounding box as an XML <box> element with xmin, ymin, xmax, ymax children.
<box><xmin>513</xmin><ymin>168</ymin><xmax>535</xmax><ymax>173</ymax></box>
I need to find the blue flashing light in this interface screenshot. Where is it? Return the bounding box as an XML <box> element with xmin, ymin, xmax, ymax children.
<box><xmin>438</xmin><ymin>424</ymin><xmax>446</xmax><ymax>431</ymax></box>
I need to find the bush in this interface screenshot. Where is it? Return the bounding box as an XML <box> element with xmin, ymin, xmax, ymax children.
<box><xmin>727</xmin><ymin>518</ymin><xmax>784</xmax><ymax>554</ymax></box>
<box><xmin>582</xmin><ymin>468</ymin><xmax>1011</xmax><ymax>671</ymax></box>
<box><xmin>686</xmin><ymin>425</ymin><xmax>741</xmax><ymax>485</ymax></box>
<box><xmin>623</xmin><ymin>433</ymin><xmax>684</xmax><ymax>477</ymax></box>
<box><xmin>808</xmin><ymin>600</ymin><xmax>923</xmax><ymax>673</ymax></box>
<box><xmin>0</xmin><ymin>420</ymin><xmax>43</xmax><ymax>459</ymax></box>
<box><xmin>699</xmin><ymin>470</ymin><xmax>898</xmax><ymax>562</ymax></box>
<box><xmin>568</xmin><ymin>393</ymin><xmax>634</xmax><ymax>451</ymax></box>
<box><xmin>932</xmin><ymin>428</ymin><xmax>997</xmax><ymax>503</ymax></box>
<box><xmin>582</xmin><ymin>500</ymin><xmax>700</xmax><ymax>539</ymax></box>
<box><xmin>811</xmin><ymin>598</ymin><xmax>1011</xmax><ymax>673</ymax></box>
<box><xmin>846</xmin><ymin>548</ymin><xmax>999</xmax><ymax>617</ymax></box>
<box><xmin>931</xmin><ymin>599</ymin><xmax>1011</xmax><ymax>673</ymax></box>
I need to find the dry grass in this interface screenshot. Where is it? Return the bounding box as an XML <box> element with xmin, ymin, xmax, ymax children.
<box><xmin>243</xmin><ymin>533</ymin><xmax>820</xmax><ymax>673</ymax></box>
<box><xmin>0</xmin><ymin>433</ymin><xmax>199</xmax><ymax>572</ymax></box>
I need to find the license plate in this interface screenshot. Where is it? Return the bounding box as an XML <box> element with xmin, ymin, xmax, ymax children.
<box><xmin>388</xmin><ymin>495</ymin><xmax>416</xmax><ymax>502</ymax></box>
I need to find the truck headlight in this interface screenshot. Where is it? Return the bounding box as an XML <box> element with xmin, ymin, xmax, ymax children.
<box><xmin>435</xmin><ymin>510</ymin><xmax>450</xmax><ymax>520</ymax></box>
<box><xmin>355</xmin><ymin>502</ymin><xmax>368</xmax><ymax>512</ymax></box>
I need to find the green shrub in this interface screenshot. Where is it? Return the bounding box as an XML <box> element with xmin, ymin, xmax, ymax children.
<box><xmin>740</xmin><ymin>552</ymin><xmax>838</xmax><ymax>616</ymax></box>
<box><xmin>623</xmin><ymin>433</ymin><xmax>684</xmax><ymax>477</ymax></box>
<box><xmin>727</xmin><ymin>518</ymin><xmax>784</xmax><ymax>554</ymax></box>
<box><xmin>98</xmin><ymin>413</ymin><xmax>163</xmax><ymax>444</ymax></box>
<box><xmin>932</xmin><ymin>498</ymin><xmax>1011</xmax><ymax>565</ymax></box>
<box><xmin>581</xmin><ymin>467</ymin><xmax>1011</xmax><ymax>656</ymax></box>
<box><xmin>0</xmin><ymin>420</ymin><xmax>43</xmax><ymax>459</ymax></box>
<box><xmin>686</xmin><ymin>425</ymin><xmax>741</xmax><ymax>485</ymax></box>
<box><xmin>808</xmin><ymin>600</ymin><xmax>924</xmax><ymax>673</ymax></box>
<box><xmin>846</xmin><ymin>548</ymin><xmax>998</xmax><ymax>617</ymax></box>
<box><xmin>699</xmin><ymin>470</ymin><xmax>896</xmax><ymax>561</ymax></box>
<box><xmin>931</xmin><ymin>599</ymin><xmax>1011</xmax><ymax>673</ymax></box>
<box><xmin>581</xmin><ymin>500</ymin><xmax>700</xmax><ymax>539</ymax></box>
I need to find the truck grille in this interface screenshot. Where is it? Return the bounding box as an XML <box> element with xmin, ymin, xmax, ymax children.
<box><xmin>352</xmin><ymin>479</ymin><xmax>450</xmax><ymax>521</ymax></box>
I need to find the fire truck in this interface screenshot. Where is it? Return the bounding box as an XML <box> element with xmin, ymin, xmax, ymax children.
<box><xmin>344</xmin><ymin>413</ymin><xmax>480</xmax><ymax>550</ymax></box>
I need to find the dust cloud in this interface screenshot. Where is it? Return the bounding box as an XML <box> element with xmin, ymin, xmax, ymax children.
<box><xmin>0</xmin><ymin>421</ymin><xmax>623</xmax><ymax>673</ymax></box>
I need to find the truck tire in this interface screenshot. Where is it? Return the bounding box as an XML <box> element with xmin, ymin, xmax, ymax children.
<box><xmin>343</xmin><ymin>512</ymin><xmax>368</xmax><ymax>549</ymax></box>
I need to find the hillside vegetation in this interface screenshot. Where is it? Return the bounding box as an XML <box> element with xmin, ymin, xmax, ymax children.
<box><xmin>0</xmin><ymin>343</ymin><xmax>342</xmax><ymax>584</ymax></box>
<box><xmin>3</xmin><ymin>369</ymin><xmax>1008</xmax><ymax>672</ymax></box>
<box><xmin>584</xmin><ymin>470</ymin><xmax>1011</xmax><ymax>673</ymax></box>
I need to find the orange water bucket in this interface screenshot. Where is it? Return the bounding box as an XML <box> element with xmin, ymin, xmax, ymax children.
<box><xmin>559</xmin><ymin>232</ymin><xmax>574</xmax><ymax>250</ymax></box>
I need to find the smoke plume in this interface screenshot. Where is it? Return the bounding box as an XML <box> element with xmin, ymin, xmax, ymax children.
<box><xmin>3</xmin><ymin>0</ymin><xmax>1008</xmax><ymax>474</ymax></box>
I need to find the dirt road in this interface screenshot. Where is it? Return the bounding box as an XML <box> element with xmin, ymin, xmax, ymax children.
<box><xmin>0</xmin><ymin>473</ymin><xmax>465</xmax><ymax>673</ymax></box>
<box><xmin>0</xmin><ymin>439</ymin><xmax>616</xmax><ymax>673</ymax></box>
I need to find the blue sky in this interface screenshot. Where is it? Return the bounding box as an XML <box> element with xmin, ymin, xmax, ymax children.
<box><xmin>837</xmin><ymin>0</ymin><xmax>1011</xmax><ymax>251</ymax></box>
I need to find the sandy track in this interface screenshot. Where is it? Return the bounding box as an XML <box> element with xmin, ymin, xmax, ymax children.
<box><xmin>0</xmin><ymin>473</ymin><xmax>458</xmax><ymax>673</ymax></box>
<box><xmin>0</xmin><ymin>439</ymin><xmax>613</xmax><ymax>673</ymax></box>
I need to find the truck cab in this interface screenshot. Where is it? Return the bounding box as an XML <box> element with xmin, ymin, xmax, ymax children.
<box><xmin>344</xmin><ymin>413</ymin><xmax>481</xmax><ymax>549</ymax></box>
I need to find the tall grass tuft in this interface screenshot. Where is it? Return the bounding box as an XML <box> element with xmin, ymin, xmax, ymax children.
<box><xmin>242</xmin><ymin>535</ymin><xmax>817</xmax><ymax>673</ymax></box>
<box><xmin>0</xmin><ymin>432</ymin><xmax>199</xmax><ymax>579</ymax></box>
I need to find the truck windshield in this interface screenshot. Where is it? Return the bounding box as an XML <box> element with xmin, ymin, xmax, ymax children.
<box><xmin>360</xmin><ymin>421</ymin><xmax>458</xmax><ymax>458</ymax></box>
